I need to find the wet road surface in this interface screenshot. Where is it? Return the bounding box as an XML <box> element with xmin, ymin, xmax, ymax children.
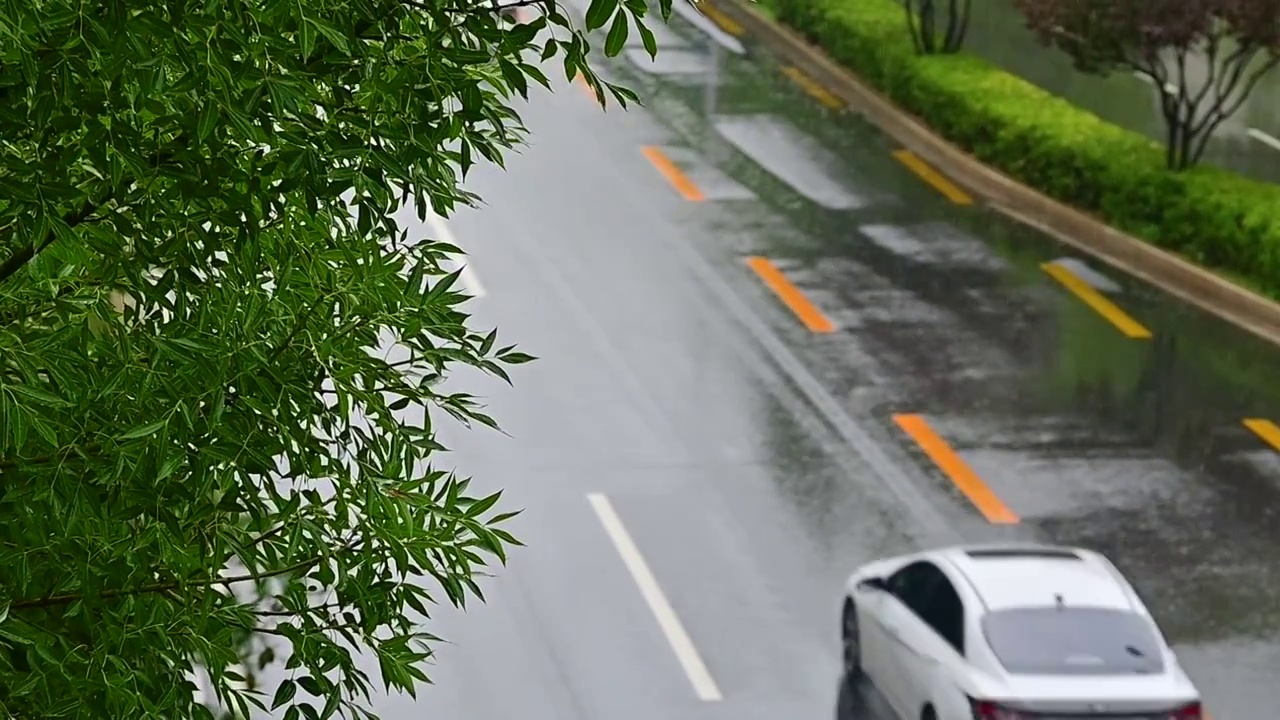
<box><xmin>368</xmin><ymin>8</ymin><xmax>1280</xmax><ymax>720</ymax></box>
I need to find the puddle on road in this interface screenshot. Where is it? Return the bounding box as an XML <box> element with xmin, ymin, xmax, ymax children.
<box><xmin>623</xmin><ymin>18</ymin><xmax>690</xmax><ymax>50</ymax></box>
<box><xmin>624</xmin><ymin>47</ymin><xmax>714</xmax><ymax>77</ymax></box>
<box><xmin>713</xmin><ymin>114</ymin><xmax>873</xmax><ymax>210</ymax></box>
<box><xmin>1047</xmin><ymin>257</ymin><xmax>1123</xmax><ymax>293</ymax></box>
<box><xmin>859</xmin><ymin>222</ymin><xmax>1010</xmax><ymax>272</ymax></box>
<box><xmin>657</xmin><ymin>144</ymin><xmax>756</xmax><ymax>200</ymax></box>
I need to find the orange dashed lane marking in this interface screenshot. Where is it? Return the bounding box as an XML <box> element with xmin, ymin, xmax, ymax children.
<box><xmin>640</xmin><ymin>146</ymin><xmax>705</xmax><ymax>202</ymax></box>
<box><xmin>893</xmin><ymin>414</ymin><xmax>1019</xmax><ymax>524</ymax></box>
<box><xmin>1244</xmin><ymin>418</ymin><xmax>1280</xmax><ymax>451</ymax></box>
<box><xmin>743</xmin><ymin>257</ymin><xmax>835</xmax><ymax>333</ymax></box>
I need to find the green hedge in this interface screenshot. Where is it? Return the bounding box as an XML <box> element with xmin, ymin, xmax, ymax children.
<box><xmin>759</xmin><ymin>0</ymin><xmax>1280</xmax><ymax>296</ymax></box>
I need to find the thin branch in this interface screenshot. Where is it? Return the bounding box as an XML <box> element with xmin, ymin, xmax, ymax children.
<box><xmin>950</xmin><ymin>0</ymin><xmax>972</xmax><ymax>53</ymax></box>
<box><xmin>0</xmin><ymin>131</ymin><xmax>195</xmax><ymax>287</ymax></box>
<box><xmin>252</xmin><ymin>601</ymin><xmax>344</xmax><ymax>618</ymax></box>
<box><xmin>265</xmin><ymin>296</ymin><xmax>331</xmax><ymax>366</ymax></box>
<box><xmin>0</xmin><ymin>200</ymin><xmax>99</xmax><ymax>285</ymax></box>
<box><xmin>1186</xmin><ymin>31</ymin><xmax>1221</xmax><ymax>114</ymax></box>
<box><xmin>10</xmin><ymin>539</ymin><xmax>360</xmax><ymax>610</ymax></box>
<box><xmin>410</xmin><ymin>0</ymin><xmax>550</xmax><ymax>15</ymax></box>
<box><xmin>1193</xmin><ymin>44</ymin><xmax>1265</xmax><ymax>137</ymax></box>
<box><xmin>244</xmin><ymin>523</ymin><xmax>291</xmax><ymax>551</ymax></box>
<box><xmin>0</xmin><ymin>440</ymin><xmax>104</xmax><ymax>472</ymax></box>
<box><xmin>920</xmin><ymin>0</ymin><xmax>937</xmax><ymax>53</ymax></box>
<box><xmin>1188</xmin><ymin>55</ymin><xmax>1280</xmax><ymax>166</ymax></box>
<box><xmin>904</xmin><ymin>0</ymin><xmax>924</xmax><ymax>54</ymax></box>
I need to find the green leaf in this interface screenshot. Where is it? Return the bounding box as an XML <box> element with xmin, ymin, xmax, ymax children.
<box><xmin>464</xmin><ymin>491</ymin><xmax>502</xmax><ymax>518</ymax></box>
<box><xmin>196</xmin><ymin>102</ymin><xmax>218</xmax><ymax>143</ymax></box>
<box><xmin>299</xmin><ymin>20</ymin><xmax>316</xmax><ymax>60</ymax></box>
<box><xmin>169</xmin><ymin>337</ymin><xmax>212</xmax><ymax>353</ymax></box>
<box><xmin>0</xmin><ymin>622</ymin><xmax>32</xmax><ymax>646</ymax></box>
<box><xmin>310</xmin><ymin>18</ymin><xmax>350</xmax><ymax>55</ymax></box>
<box><xmin>460</xmin><ymin>83</ymin><xmax>484</xmax><ymax>119</ymax></box>
<box><xmin>272</xmin><ymin>678</ymin><xmax>297</xmax><ymax>709</ymax></box>
<box><xmin>118</xmin><ymin>420</ymin><xmax>167</xmax><ymax>440</ymax></box>
<box><xmin>0</xmin><ymin>0</ymin><xmax>569</xmax><ymax>710</ymax></box>
<box><xmin>604</xmin><ymin>13</ymin><xmax>630</xmax><ymax>56</ymax></box>
<box><xmin>9</xmin><ymin>384</ymin><xmax>69</xmax><ymax>407</ymax></box>
<box><xmin>297</xmin><ymin>675</ymin><xmax>323</xmax><ymax>696</ymax></box>
<box><xmin>478</xmin><ymin>328</ymin><xmax>497</xmax><ymax>355</ymax></box>
<box><xmin>639</xmin><ymin>23</ymin><xmax>658</xmax><ymax>59</ymax></box>
<box><xmin>584</xmin><ymin>0</ymin><xmax>618</xmax><ymax>31</ymax></box>
<box><xmin>156</xmin><ymin>453</ymin><xmax>183</xmax><ymax>481</ymax></box>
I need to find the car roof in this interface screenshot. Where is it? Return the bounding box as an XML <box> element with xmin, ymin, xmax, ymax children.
<box><xmin>936</xmin><ymin>544</ymin><xmax>1136</xmax><ymax>613</ymax></box>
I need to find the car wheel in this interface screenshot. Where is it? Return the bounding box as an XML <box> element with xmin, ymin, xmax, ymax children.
<box><xmin>841</xmin><ymin>599</ymin><xmax>862</xmax><ymax>683</ymax></box>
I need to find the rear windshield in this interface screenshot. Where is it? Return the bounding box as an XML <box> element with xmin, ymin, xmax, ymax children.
<box><xmin>981</xmin><ymin>607</ymin><xmax>1165</xmax><ymax>676</ymax></box>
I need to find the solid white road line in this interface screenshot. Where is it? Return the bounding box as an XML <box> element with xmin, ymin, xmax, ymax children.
<box><xmin>1248</xmin><ymin>127</ymin><xmax>1280</xmax><ymax>152</ymax></box>
<box><xmin>424</xmin><ymin>211</ymin><xmax>487</xmax><ymax>298</ymax></box>
<box><xmin>586</xmin><ymin>493</ymin><xmax>723</xmax><ymax>701</ymax></box>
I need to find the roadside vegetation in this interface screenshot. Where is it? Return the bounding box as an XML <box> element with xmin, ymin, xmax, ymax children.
<box><xmin>0</xmin><ymin>0</ymin><xmax>662</xmax><ymax>718</ymax></box>
<box><xmin>753</xmin><ymin>0</ymin><xmax>1280</xmax><ymax>299</ymax></box>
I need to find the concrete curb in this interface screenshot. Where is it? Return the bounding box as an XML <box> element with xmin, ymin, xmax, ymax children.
<box><xmin>702</xmin><ymin>0</ymin><xmax>1280</xmax><ymax>348</ymax></box>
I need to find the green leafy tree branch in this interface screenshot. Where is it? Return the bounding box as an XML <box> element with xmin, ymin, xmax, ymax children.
<box><xmin>0</xmin><ymin>0</ymin><xmax>667</xmax><ymax>716</ymax></box>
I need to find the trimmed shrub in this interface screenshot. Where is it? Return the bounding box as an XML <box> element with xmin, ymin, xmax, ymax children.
<box><xmin>762</xmin><ymin>0</ymin><xmax>1280</xmax><ymax>296</ymax></box>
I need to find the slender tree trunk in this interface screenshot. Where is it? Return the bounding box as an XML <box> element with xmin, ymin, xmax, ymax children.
<box><xmin>920</xmin><ymin>0</ymin><xmax>936</xmax><ymax>54</ymax></box>
<box><xmin>954</xmin><ymin>0</ymin><xmax>972</xmax><ymax>51</ymax></box>
<box><xmin>904</xmin><ymin>0</ymin><xmax>924</xmax><ymax>54</ymax></box>
<box><xmin>941</xmin><ymin>0</ymin><xmax>971</xmax><ymax>53</ymax></box>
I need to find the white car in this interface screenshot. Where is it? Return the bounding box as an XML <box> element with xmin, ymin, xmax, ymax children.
<box><xmin>841</xmin><ymin>543</ymin><xmax>1203</xmax><ymax>720</ymax></box>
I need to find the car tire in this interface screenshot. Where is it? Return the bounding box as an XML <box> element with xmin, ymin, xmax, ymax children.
<box><xmin>841</xmin><ymin>599</ymin><xmax>862</xmax><ymax>684</ymax></box>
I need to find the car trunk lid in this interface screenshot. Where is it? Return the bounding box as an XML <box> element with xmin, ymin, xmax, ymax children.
<box><xmin>970</xmin><ymin>674</ymin><xmax>1200</xmax><ymax>718</ymax></box>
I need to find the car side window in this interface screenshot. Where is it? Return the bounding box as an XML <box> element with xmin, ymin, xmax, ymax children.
<box><xmin>887</xmin><ymin>561</ymin><xmax>965</xmax><ymax>654</ymax></box>
<box><xmin>886</xmin><ymin>561</ymin><xmax>939</xmax><ymax>610</ymax></box>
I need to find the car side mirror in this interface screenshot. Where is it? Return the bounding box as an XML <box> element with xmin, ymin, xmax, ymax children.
<box><xmin>857</xmin><ymin>576</ymin><xmax>888</xmax><ymax>592</ymax></box>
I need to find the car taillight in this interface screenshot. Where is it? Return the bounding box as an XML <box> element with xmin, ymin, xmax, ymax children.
<box><xmin>968</xmin><ymin>698</ymin><xmax>1030</xmax><ymax>720</ymax></box>
<box><xmin>1168</xmin><ymin>702</ymin><xmax>1203</xmax><ymax>720</ymax></box>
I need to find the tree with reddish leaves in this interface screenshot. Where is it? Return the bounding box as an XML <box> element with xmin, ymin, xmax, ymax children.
<box><xmin>1014</xmin><ymin>0</ymin><xmax>1280</xmax><ymax>169</ymax></box>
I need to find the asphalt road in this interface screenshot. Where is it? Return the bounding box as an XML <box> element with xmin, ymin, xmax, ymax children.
<box><xmin>362</xmin><ymin>10</ymin><xmax>1280</xmax><ymax>720</ymax></box>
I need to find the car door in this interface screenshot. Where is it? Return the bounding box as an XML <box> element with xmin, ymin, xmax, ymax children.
<box><xmin>855</xmin><ymin>574</ymin><xmax>894</xmax><ymax>688</ymax></box>
<box><xmin>874</xmin><ymin>561</ymin><xmax>942</xmax><ymax>718</ymax></box>
<box><xmin>895</xmin><ymin>566</ymin><xmax>966</xmax><ymax>717</ymax></box>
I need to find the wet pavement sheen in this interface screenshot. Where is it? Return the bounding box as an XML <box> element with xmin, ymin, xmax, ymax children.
<box><xmin>370</xmin><ymin>9</ymin><xmax>1280</xmax><ymax>720</ymax></box>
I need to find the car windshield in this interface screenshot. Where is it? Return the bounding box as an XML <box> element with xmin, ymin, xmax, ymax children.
<box><xmin>981</xmin><ymin>606</ymin><xmax>1165</xmax><ymax>676</ymax></box>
